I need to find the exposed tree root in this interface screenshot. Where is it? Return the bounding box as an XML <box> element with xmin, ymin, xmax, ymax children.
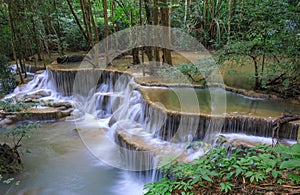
<box><xmin>272</xmin><ymin>113</ymin><xmax>300</xmax><ymax>146</ymax></box>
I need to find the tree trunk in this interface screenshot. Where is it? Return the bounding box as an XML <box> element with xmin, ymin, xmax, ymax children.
<box><xmin>7</xmin><ymin>2</ymin><xmax>24</xmax><ymax>84</ymax></box>
<box><xmin>227</xmin><ymin>0</ymin><xmax>232</xmax><ymax>43</ymax></box>
<box><xmin>203</xmin><ymin>0</ymin><xmax>208</xmax><ymax>28</ymax></box>
<box><xmin>66</xmin><ymin>0</ymin><xmax>89</xmax><ymax>44</ymax></box>
<box><xmin>144</xmin><ymin>0</ymin><xmax>153</xmax><ymax>62</ymax></box>
<box><xmin>41</xmin><ymin>14</ymin><xmax>51</xmax><ymax>58</ymax></box>
<box><xmin>80</xmin><ymin>0</ymin><xmax>93</xmax><ymax>47</ymax></box>
<box><xmin>160</xmin><ymin>0</ymin><xmax>172</xmax><ymax>65</ymax></box>
<box><xmin>129</xmin><ymin>9</ymin><xmax>140</xmax><ymax>65</ymax></box>
<box><xmin>102</xmin><ymin>0</ymin><xmax>110</xmax><ymax>65</ymax></box>
<box><xmin>272</xmin><ymin>114</ymin><xmax>300</xmax><ymax>145</ymax></box>
<box><xmin>53</xmin><ymin>0</ymin><xmax>64</xmax><ymax>55</ymax></box>
<box><xmin>184</xmin><ymin>0</ymin><xmax>188</xmax><ymax>28</ymax></box>
<box><xmin>139</xmin><ymin>0</ymin><xmax>145</xmax><ymax>76</ymax></box>
<box><xmin>31</xmin><ymin>14</ymin><xmax>42</xmax><ymax>61</ymax></box>
<box><xmin>153</xmin><ymin>0</ymin><xmax>160</xmax><ymax>64</ymax></box>
<box><xmin>87</xmin><ymin>0</ymin><xmax>99</xmax><ymax>43</ymax></box>
<box><xmin>50</xmin><ymin>21</ymin><xmax>63</xmax><ymax>55</ymax></box>
<box><xmin>251</xmin><ymin>56</ymin><xmax>260</xmax><ymax>90</ymax></box>
<box><xmin>132</xmin><ymin>48</ymin><xmax>141</xmax><ymax>65</ymax></box>
<box><xmin>144</xmin><ymin>0</ymin><xmax>152</xmax><ymax>24</ymax></box>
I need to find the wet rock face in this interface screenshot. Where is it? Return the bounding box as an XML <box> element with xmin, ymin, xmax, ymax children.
<box><xmin>0</xmin><ymin>144</ymin><xmax>22</xmax><ymax>174</ymax></box>
<box><xmin>0</xmin><ymin>98</ymin><xmax>74</xmax><ymax>127</ymax></box>
<box><xmin>0</xmin><ymin>113</ymin><xmax>18</xmax><ymax>128</ymax></box>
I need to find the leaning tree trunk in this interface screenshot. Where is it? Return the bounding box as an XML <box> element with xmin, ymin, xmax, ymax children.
<box><xmin>66</xmin><ymin>0</ymin><xmax>89</xmax><ymax>44</ymax></box>
<box><xmin>272</xmin><ymin>114</ymin><xmax>300</xmax><ymax>146</ymax></box>
<box><xmin>7</xmin><ymin>2</ymin><xmax>24</xmax><ymax>84</ymax></box>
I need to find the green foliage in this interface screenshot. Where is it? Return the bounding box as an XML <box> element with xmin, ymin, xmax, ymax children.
<box><xmin>0</xmin><ymin>123</ymin><xmax>38</xmax><ymax>184</ymax></box>
<box><xmin>220</xmin><ymin>182</ymin><xmax>234</xmax><ymax>193</ymax></box>
<box><xmin>179</xmin><ymin>63</ymin><xmax>204</xmax><ymax>83</ymax></box>
<box><xmin>144</xmin><ymin>143</ymin><xmax>300</xmax><ymax>194</ymax></box>
<box><xmin>0</xmin><ymin>97</ymin><xmax>35</xmax><ymax>112</ymax></box>
<box><xmin>171</xmin><ymin>0</ymin><xmax>228</xmax><ymax>47</ymax></box>
<box><xmin>4</xmin><ymin>122</ymin><xmax>39</xmax><ymax>151</ymax></box>
<box><xmin>273</xmin><ymin>143</ymin><xmax>300</xmax><ymax>170</ymax></box>
<box><xmin>179</xmin><ymin>57</ymin><xmax>220</xmax><ymax>85</ymax></box>
<box><xmin>0</xmin><ymin>55</ymin><xmax>16</xmax><ymax>96</ymax></box>
<box><xmin>218</xmin><ymin>0</ymin><xmax>300</xmax><ymax>91</ymax></box>
<box><xmin>0</xmin><ymin>174</ymin><xmax>20</xmax><ymax>186</ymax></box>
<box><xmin>144</xmin><ymin>178</ymin><xmax>174</xmax><ymax>195</ymax></box>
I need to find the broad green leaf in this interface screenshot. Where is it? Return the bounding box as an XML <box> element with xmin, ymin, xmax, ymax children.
<box><xmin>280</xmin><ymin>159</ymin><xmax>300</xmax><ymax>169</ymax></box>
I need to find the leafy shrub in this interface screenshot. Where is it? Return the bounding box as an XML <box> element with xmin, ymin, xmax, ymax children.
<box><xmin>4</xmin><ymin>122</ymin><xmax>39</xmax><ymax>152</ymax></box>
<box><xmin>0</xmin><ymin>122</ymin><xmax>38</xmax><ymax>184</ymax></box>
<box><xmin>0</xmin><ymin>54</ymin><xmax>16</xmax><ymax>96</ymax></box>
<box><xmin>273</xmin><ymin>143</ymin><xmax>300</xmax><ymax>170</ymax></box>
<box><xmin>144</xmin><ymin>143</ymin><xmax>300</xmax><ymax>194</ymax></box>
<box><xmin>0</xmin><ymin>98</ymin><xmax>35</xmax><ymax>113</ymax></box>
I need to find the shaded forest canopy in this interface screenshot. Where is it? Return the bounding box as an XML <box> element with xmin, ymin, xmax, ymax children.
<box><xmin>0</xmin><ymin>0</ymin><xmax>299</xmax><ymax>96</ymax></box>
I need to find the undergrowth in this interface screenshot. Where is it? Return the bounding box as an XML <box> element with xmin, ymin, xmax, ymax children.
<box><xmin>144</xmin><ymin>141</ymin><xmax>300</xmax><ymax>194</ymax></box>
<box><xmin>0</xmin><ymin>97</ymin><xmax>36</xmax><ymax>112</ymax></box>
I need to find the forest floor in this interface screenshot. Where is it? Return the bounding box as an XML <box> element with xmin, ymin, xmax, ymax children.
<box><xmin>26</xmin><ymin>50</ymin><xmax>255</xmax><ymax>88</ymax></box>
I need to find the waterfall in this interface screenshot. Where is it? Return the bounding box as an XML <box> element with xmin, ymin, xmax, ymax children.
<box><xmin>5</xmin><ymin>66</ymin><xmax>299</xmax><ymax>172</ymax></box>
<box><xmin>6</xmin><ymin>68</ymin><xmax>58</xmax><ymax>99</ymax></box>
<box><xmin>75</xmin><ymin>69</ymin><xmax>299</xmax><ymax>171</ymax></box>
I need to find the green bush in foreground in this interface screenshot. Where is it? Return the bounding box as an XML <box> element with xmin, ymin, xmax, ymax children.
<box><xmin>0</xmin><ymin>122</ymin><xmax>38</xmax><ymax>184</ymax></box>
<box><xmin>144</xmin><ymin>143</ymin><xmax>300</xmax><ymax>194</ymax></box>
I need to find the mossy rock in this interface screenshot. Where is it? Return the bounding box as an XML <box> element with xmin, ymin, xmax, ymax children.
<box><xmin>0</xmin><ymin>144</ymin><xmax>23</xmax><ymax>174</ymax></box>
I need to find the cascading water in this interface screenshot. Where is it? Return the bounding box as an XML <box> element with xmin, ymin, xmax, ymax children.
<box><xmin>2</xmin><ymin>65</ymin><xmax>299</xmax><ymax>195</ymax></box>
<box><xmin>76</xmin><ymin>69</ymin><xmax>299</xmax><ymax>171</ymax></box>
<box><xmin>6</xmin><ymin>66</ymin><xmax>299</xmax><ymax>166</ymax></box>
<box><xmin>7</xmin><ymin>69</ymin><xmax>56</xmax><ymax>98</ymax></box>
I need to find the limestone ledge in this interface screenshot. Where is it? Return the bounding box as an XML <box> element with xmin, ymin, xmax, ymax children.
<box><xmin>0</xmin><ymin>107</ymin><xmax>73</xmax><ymax>128</ymax></box>
<box><xmin>48</xmin><ymin>64</ymin><xmax>300</xmax><ymax>104</ymax></box>
<box><xmin>115</xmin><ymin>124</ymin><xmax>189</xmax><ymax>166</ymax></box>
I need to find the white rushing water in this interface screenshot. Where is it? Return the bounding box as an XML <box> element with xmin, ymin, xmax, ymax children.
<box><xmin>1</xmin><ymin>67</ymin><xmax>298</xmax><ymax>195</ymax></box>
<box><xmin>5</xmin><ymin>69</ymin><xmax>71</xmax><ymax>103</ymax></box>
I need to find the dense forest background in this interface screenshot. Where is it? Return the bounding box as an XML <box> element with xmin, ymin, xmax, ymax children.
<box><xmin>0</xmin><ymin>0</ymin><xmax>299</xmax><ymax>96</ymax></box>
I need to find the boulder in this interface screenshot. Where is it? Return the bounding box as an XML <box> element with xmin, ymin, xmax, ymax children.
<box><xmin>6</xmin><ymin>114</ymin><xmax>18</xmax><ymax>121</ymax></box>
<box><xmin>29</xmin><ymin>90</ymin><xmax>51</xmax><ymax>99</ymax></box>
<box><xmin>0</xmin><ymin>118</ymin><xmax>13</xmax><ymax>126</ymax></box>
<box><xmin>61</xmin><ymin>108</ymin><xmax>74</xmax><ymax>117</ymax></box>
<box><xmin>0</xmin><ymin>119</ymin><xmax>6</xmax><ymax>128</ymax></box>
<box><xmin>51</xmin><ymin>102</ymin><xmax>72</xmax><ymax>108</ymax></box>
<box><xmin>24</xmin><ymin>97</ymin><xmax>33</xmax><ymax>103</ymax></box>
<box><xmin>57</xmin><ymin>55</ymin><xmax>84</xmax><ymax>64</ymax></box>
<box><xmin>65</xmin><ymin>109</ymin><xmax>82</xmax><ymax>121</ymax></box>
<box><xmin>40</xmin><ymin>99</ymin><xmax>54</xmax><ymax>107</ymax></box>
<box><xmin>57</xmin><ymin>106</ymin><xmax>67</xmax><ymax>111</ymax></box>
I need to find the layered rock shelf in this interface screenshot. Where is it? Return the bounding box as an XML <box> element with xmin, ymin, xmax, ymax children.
<box><xmin>2</xmin><ymin>65</ymin><xmax>299</xmax><ymax>156</ymax></box>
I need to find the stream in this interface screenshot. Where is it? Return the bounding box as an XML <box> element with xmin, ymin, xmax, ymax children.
<box><xmin>0</xmin><ymin>66</ymin><xmax>299</xmax><ymax>195</ymax></box>
<box><xmin>0</xmin><ymin>120</ymin><xmax>146</xmax><ymax>195</ymax></box>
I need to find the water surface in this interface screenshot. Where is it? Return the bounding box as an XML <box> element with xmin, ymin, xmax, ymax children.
<box><xmin>0</xmin><ymin>121</ymin><xmax>145</xmax><ymax>195</ymax></box>
<box><xmin>142</xmin><ymin>87</ymin><xmax>300</xmax><ymax>117</ymax></box>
